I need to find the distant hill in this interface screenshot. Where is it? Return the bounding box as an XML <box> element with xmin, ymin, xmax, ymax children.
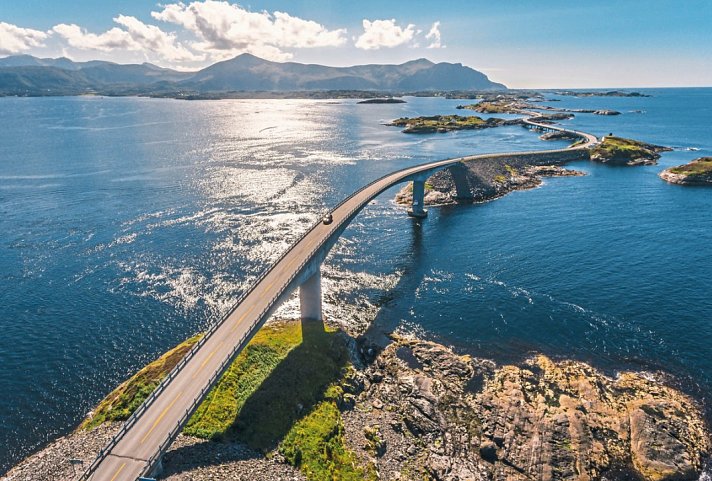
<box><xmin>182</xmin><ymin>54</ymin><xmax>505</xmax><ymax>91</ymax></box>
<box><xmin>0</xmin><ymin>54</ymin><xmax>506</xmax><ymax>96</ymax></box>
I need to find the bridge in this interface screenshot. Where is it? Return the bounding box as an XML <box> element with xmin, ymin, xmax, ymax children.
<box><xmin>78</xmin><ymin>118</ymin><xmax>598</xmax><ymax>481</ymax></box>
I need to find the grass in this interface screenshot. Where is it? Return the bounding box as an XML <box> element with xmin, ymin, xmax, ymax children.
<box><xmin>81</xmin><ymin>334</ymin><xmax>202</xmax><ymax>430</ymax></box>
<box><xmin>83</xmin><ymin>320</ymin><xmax>371</xmax><ymax>481</ymax></box>
<box><xmin>669</xmin><ymin>157</ymin><xmax>712</xmax><ymax>176</ymax></box>
<box><xmin>494</xmin><ymin>174</ymin><xmax>507</xmax><ymax>183</ymax></box>
<box><xmin>590</xmin><ymin>136</ymin><xmax>666</xmax><ymax>162</ymax></box>
<box><xmin>280</xmin><ymin>388</ymin><xmax>377</xmax><ymax>481</ymax></box>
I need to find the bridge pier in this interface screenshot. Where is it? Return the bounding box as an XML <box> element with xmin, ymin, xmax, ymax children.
<box><xmin>299</xmin><ymin>268</ymin><xmax>322</xmax><ymax>321</ymax></box>
<box><xmin>407</xmin><ymin>180</ymin><xmax>428</xmax><ymax>218</ymax></box>
<box><xmin>449</xmin><ymin>163</ymin><xmax>474</xmax><ymax>201</ymax></box>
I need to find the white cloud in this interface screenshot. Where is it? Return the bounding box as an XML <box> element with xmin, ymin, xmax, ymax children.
<box><xmin>354</xmin><ymin>19</ymin><xmax>417</xmax><ymax>50</ymax></box>
<box><xmin>151</xmin><ymin>1</ymin><xmax>347</xmax><ymax>61</ymax></box>
<box><xmin>0</xmin><ymin>22</ymin><xmax>49</xmax><ymax>54</ymax></box>
<box><xmin>52</xmin><ymin>23</ymin><xmax>136</xmax><ymax>52</ymax></box>
<box><xmin>52</xmin><ymin>16</ymin><xmax>201</xmax><ymax>62</ymax></box>
<box><xmin>425</xmin><ymin>21</ymin><xmax>444</xmax><ymax>49</ymax></box>
<box><xmin>113</xmin><ymin>15</ymin><xmax>202</xmax><ymax>61</ymax></box>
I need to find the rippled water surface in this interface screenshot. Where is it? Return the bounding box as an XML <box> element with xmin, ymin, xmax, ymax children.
<box><xmin>0</xmin><ymin>91</ymin><xmax>711</xmax><ymax>472</ymax></box>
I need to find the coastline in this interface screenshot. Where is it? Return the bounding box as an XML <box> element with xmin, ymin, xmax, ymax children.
<box><xmin>4</xmin><ymin>317</ymin><xmax>710</xmax><ymax>481</ymax></box>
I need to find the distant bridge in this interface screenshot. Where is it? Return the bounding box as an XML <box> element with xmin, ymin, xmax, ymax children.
<box><xmin>79</xmin><ymin>117</ymin><xmax>598</xmax><ymax>481</ymax></box>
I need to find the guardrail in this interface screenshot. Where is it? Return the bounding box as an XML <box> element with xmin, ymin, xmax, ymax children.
<box><xmin>77</xmin><ymin>115</ymin><xmax>595</xmax><ymax>481</ymax></box>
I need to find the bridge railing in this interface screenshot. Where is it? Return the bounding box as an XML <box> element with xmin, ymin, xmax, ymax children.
<box><xmin>77</xmin><ymin>115</ymin><xmax>594</xmax><ymax>481</ymax></box>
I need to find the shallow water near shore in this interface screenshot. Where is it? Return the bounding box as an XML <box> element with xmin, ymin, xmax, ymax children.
<box><xmin>0</xmin><ymin>89</ymin><xmax>711</xmax><ymax>473</ymax></box>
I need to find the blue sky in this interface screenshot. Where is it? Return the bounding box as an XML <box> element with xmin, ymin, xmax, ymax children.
<box><xmin>1</xmin><ymin>0</ymin><xmax>711</xmax><ymax>88</ymax></box>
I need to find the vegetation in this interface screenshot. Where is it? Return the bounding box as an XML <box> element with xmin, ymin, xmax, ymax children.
<box><xmin>280</xmin><ymin>388</ymin><xmax>377</xmax><ymax>481</ymax></box>
<box><xmin>457</xmin><ymin>100</ymin><xmax>520</xmax><ymax>114</ymax></box>
<box><xmin>668</xmin><ymin>157</ymin><xmax>712</xmax><ymax>176</ymax></box>
<box><xmin>388</xmin><ymin>114</ymin><xmax>507</xmax><ymax>134</ymax></box>
<box><xmin>82</xmin><ymin>320</ymin><xmax>371</xmax><ymax>481</ymax></box>
<box><xmin>81</xmin><ymin>334</ymin><xmax>202</xmax><ymax>430</ymax></box>
<box><xmin>589</xmin><ymin>136</ymin><xmax>670</xmax><ymax>165</ymax></box>
<box><xmin>661</xmin><ymin>157</ymin><xmax>712</xmax><ymax>185</ymax></box>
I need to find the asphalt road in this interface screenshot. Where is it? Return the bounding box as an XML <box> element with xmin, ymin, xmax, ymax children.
<box><xmin>83</xmin><ymin>120</ymin><xmax>597</xmax><ymax>481</ymax></box>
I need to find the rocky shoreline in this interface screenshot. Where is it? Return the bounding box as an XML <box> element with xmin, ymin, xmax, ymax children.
<box><xmin>395</xmin><ymin>162</ymin><xmax>586</xmax><ymax>208</ymax></box>
<box><xmin>3</xmin><ymin>326</ymin><xmax>709</xmax><ymax>481</ymax></box>
<box><xmin>659</xmin><ymin>157</ymin><xmax>712</xmax><ymax>186</ymax></box>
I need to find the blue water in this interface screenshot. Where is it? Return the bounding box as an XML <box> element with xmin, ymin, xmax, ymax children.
<box><xmin>0</xmin><ymin>90</ymin><xmax>710</xmax><ymax>472</ymax></box>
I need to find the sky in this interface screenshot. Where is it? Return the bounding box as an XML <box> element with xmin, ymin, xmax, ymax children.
<box><xmin>0</xmin><ymin>0</ymin><xmax>711</xmax><ymax>88</ymax></box>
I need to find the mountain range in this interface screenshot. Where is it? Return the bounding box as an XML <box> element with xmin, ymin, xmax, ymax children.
<box><xmin>0</xmin><ymin>54</ymin><xmax>506</xmax><ymax>96</ymax></box>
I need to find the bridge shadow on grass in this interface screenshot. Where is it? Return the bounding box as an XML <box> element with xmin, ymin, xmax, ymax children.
<box><xmin>166</xmin><ymin>319</ymin><xmax>349</xmax><ymax>473</ymax></box>
<box><xmin>229</xmin><ymin>319</ymin><xmax>348</xmax><ymax>450</ymax></box>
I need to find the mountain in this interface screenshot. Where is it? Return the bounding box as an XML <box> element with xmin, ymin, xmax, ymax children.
<box><xmin>0</xmin><ymin>54</ymin><xmax>506</xmax><ymax>96</ymax></box>
<box><xmin>182</xmin><ymin>53</ymin><xmax>505</xmax><ymax>91</ymax></box>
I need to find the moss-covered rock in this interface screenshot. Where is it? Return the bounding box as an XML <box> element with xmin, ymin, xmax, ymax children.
<box><xmin>660</xmin><ymin>157</ymin><xmax>712</xmax><ymax>185</ymax></box>
<box><xmin>387</xmin><ymin>114</ymin><xmax>515</xmax><ymax>133</ymax></box>
<box><xmin>590</xmin><ymin>136</ymin><xmax>671</xmax><ymax>166</ymax></box>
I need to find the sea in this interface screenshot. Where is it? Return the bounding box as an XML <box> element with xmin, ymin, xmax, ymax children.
<box><xmin>0</xmin><ymin>88</ymin><xmax>710</xmax><ymax>474</ymax></box>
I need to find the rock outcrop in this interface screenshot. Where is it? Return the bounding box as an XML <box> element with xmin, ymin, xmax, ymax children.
<box><xmin>344</xmin><ymin>338</ymin><xmax>710</xmax><ymax>481</ymax></box>
<box><xmin>395</xmin><ymin>149</ymin><xmax>588</xmax><ymax>207</ymax></box>
<box><xmin>659</xmin><ymin>157</ymin><xmax>712</xmax><ymax>185</ymax></box>
<box><xmin>589</xmin><ymin>137</ymin><xmax>671</xmax><ymax>166</ymax></box>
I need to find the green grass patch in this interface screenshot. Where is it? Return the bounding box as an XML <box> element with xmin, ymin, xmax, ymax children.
<box><xmin>280</xmin><ymin>393</ymin><xmax>377</xmax><ymax>481</ymax></box>
<box><xmin>494</xmin><ymin>174</ymin><xmax>507</xmax><ymax>183</ymax></box>
<box><xmin>81</xmin><ymin>334</ymin><xmax>202</xmax><ymax>430</ymax></box>
<box><xmin>669</xmin><ymin>157</ymin><xmax>712</xmax><ymax>176</ymax></box>
<box><xmin>185</xmin><ymin>320</ymin><xmax>349</xmax><ymax>451</ymax></box>
<box><xmin>504</xmin><ymin>164</ymin><xmax>518</xmax><ymax>176</ymax></box>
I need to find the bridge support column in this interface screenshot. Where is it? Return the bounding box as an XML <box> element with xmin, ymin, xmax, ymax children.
<box><xmin>408</xmin><ymin>180</ymin><xmax>428</xmax><ymax>218</ymax></box>
<box><xmin>300</xmin><ymin>268</ymin><xmax>322</xmax><ymax>321</ymax></box>
<box><xmin>449</xmin><ymin>163</ymin><xmax>474</xmax><ymax>201</ymax></box>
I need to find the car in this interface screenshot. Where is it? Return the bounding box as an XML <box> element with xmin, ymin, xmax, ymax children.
<box><xmin>322</xmin><ymin>214</ymin><xmax>333</xmax><ymax>225</ymax></box>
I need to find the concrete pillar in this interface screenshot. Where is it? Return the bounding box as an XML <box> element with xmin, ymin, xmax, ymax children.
<box><xmin>408</xmin><ymin>180</ymin><xmax>428</xmax><ymax>218</ymax></box>
<box><xmin>449</xmin><ymin>163</ymin><xmax>473</xmax><ymax>201</ymax></box>
<box><xmin>300</xmin><ymin>268</ymin><xmax>322</xmax><ymax>321</ymax></box>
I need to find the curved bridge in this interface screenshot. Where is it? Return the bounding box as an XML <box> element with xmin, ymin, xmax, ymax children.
<box><xmin>80</xmin><ymin>118</ymin><xmax>598</xmax><ymax>481</ymax></box>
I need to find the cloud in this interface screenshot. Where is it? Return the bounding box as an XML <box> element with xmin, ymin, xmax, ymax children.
<box><xmin>52</xmin><ymin>23</ymin><xmax>136</xmax><ymax>52</ymax></box>
<box><xmin>354</xmin><ymin>19</ymin><xmax>417</xmax><ymax>50</ymax></box>
<box><xmin>425</xmin><ymin>21</ymin><xmax>444</xmax><ymax>49</ymax></box>
<box><xmin>52</xmin><ymin>16</ymin><xmax>201</xmax><ymax>62</ymax></box>
<box><xmin>0</xmin><ymin>22</ymin><xmax>49</xmax><ymax>54</ymax></box>
<box><xmin>113</xmin><ymin>15</ymin><xmax>202</xmax><ymax>61</ymax></box>
<box><xmin>151</xmin><ymin>1</ymin><xmax>347</xmax><ymax>61</ymax></box>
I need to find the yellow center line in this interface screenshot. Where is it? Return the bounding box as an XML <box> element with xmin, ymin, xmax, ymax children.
<box><xmin>140</xmin><ymin>391</ymin><xmax>183</xmax><ymax>444</ymax></box>
<box><xmin>109</xmin><ymin>462</ymin><xmax>126</xmax><ymax>481</ymax></box>
<box><xmin>231</xmin><ymin>305</ymin><xmax>255</xmax><ymax>332</ymax></box>
<box><xmin>192</xmin><ymin>345</ymin><xmax>220</xmax><ymax>379</ymax></box>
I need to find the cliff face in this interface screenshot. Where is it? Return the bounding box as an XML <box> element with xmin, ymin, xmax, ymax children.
<box><xmin>345</xmin><ymin>338</ymin><xmax>710</xmax><ymax>481</ymax></box>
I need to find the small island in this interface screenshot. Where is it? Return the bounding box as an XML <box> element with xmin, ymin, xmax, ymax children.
<box><xmin>387</xmin><ymin>114</ymin><xmax>517</xmax><ymax>134</ymax></box>
<box><xmin>589</xmin><ymin>136</ymin><xmax>671</xmax><ymax>166</ymax></box>
<box><xmin>555</xmin><ymin>90</ymin><xmax>651</xmax><ymax>98</ymax></box>
<box><xmin>357</xmin><ymin>98</ymin><xmax>406</xmax><ymax>104</ymax></box>
<box><xmin>659</xmin><ymin>157</ymin><xmax>712</xmax><ymax>185</ymax></box>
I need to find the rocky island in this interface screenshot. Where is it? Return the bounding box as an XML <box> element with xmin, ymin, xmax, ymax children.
<box><xmin>5</xmin><ymin>319</ymin><xmax>709</xmax><ymax>481</ymax></box>
<box><xmin>589</xmin><ymin>136</ymin><xmax>672</xmax><ymax>166</ymax></box>
<box><xmin>659</xmin><ymin>157</ymin><xmax>712</xmax><ymax>185</ymax></box>
<box><xmin>387</xmin><ymin>115</ymin><xmax>519</xmax><ymax>134</ymax></box>
<box><xmin>358</xmin><ymin>98</ymin><xmax>407</xmax><ymax>104</ymax></box>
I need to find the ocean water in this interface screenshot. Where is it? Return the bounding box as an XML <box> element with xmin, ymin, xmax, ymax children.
<box><xmin>0</xmin><ymin>90</ymin><xmax>710</xmax><ymax>473</ymax></box>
